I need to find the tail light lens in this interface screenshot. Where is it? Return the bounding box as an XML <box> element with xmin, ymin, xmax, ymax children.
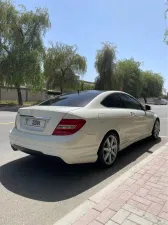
<box><xmin>52</xmin><ymin>119</ymin><xmax>86</xmax><ymax>136</ymax></box>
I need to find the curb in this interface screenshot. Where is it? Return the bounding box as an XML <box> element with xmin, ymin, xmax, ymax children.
<box><xmin>54</xmin><ymin>142</ymin><xmax>168</xmax><ymax>225</ymax></box>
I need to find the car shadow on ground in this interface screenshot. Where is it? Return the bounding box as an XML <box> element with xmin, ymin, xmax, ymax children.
<box><xmin>0</xmin><ymin>137</ymin><xmax>162</xmax><ymax>202</ymax></box>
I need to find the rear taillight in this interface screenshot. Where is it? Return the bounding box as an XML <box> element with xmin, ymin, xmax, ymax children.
<box><xmin>52</xmin><ymin>119</ymin><xmax>86</xmax><ymax>135</ymax></box>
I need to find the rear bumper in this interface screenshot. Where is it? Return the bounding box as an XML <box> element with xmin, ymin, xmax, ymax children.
<box><xmin>12</xmin><ymin>144</ymin><xmax>44</xmax><ymax>155</ymax></box>
<box><xmin>9</xmin><ymin>128</ymin><xmax>99</xmax><ymax>164</ymax></box>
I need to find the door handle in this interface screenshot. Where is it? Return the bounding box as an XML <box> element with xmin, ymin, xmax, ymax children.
<box><xmin>130</xmin><ymin>112</ymin><xmax>136</xmax><ymax>116</ymax></box>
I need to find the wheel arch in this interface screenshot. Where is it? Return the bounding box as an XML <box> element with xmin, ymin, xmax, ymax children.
<box><xmin>153</xmin><ymin>115</ymin><xmax>160</xmax><ymax>126</ymax></box>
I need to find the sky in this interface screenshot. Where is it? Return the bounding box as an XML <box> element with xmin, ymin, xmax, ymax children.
<box><xmin>14</xmin><ymin>0</ymin><xmax>168</xmax><ymax>89</ymax></box>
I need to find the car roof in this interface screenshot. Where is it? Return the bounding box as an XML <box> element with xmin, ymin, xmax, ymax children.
<box><xmin>65</xmin><ymin>90</ymin><xmax>135</xmax><ymax>99</ymax></box>
<box><xmin>79</xmin><ymin>90</ymin><xmax>130</xmax><ymax>95</ymax></box>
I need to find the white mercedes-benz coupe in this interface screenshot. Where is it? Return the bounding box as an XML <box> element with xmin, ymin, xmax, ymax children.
<box><xmin>9</xmin><ymin>90</ymin><xmax>160</xmax><ymax>167</ymax></box>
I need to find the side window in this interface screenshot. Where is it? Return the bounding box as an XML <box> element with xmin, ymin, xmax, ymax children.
<box><xmin>101</xmin><ymin>94</ymin><xmax>123</xmax><ymax>108</ymax></box>
<box><xmin>118</xmin><ymin>94</ymin><xmax>143</xmax><ymax>110</ymax></box>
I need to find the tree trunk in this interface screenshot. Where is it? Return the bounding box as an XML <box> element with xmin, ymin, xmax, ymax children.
<box><xmin>60</xmin><ymin>81</ymin><xmax>64</xmax><ymax>94</ymax></box>
<box><xmin>60</xmin><ymin>87</ymin><xmax>63</xmax><ymax>94</ymax></box>
<box><xmin>17</xmin><ymin>87</ymin><xmax>23</xmax><ymax>105</ymax></box>
<box><xmin>60</xmin><ymin>72</ymin><xmax>65</xmax><ymax>94</ymax></box>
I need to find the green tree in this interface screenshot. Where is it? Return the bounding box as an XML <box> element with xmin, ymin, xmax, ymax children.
<box><xmin>115</xmin><ymin>58</ymin><xmax>142</xmax><ymax>98</ymax></box>
<box><xmin>95</xmin><ymin>42</ymin><xmax>117</xmax><ymax>90</ymax></box>
<box><xmin>80</xmin><ymin>80</ymin><xmax>94</xmax><ymax>90</ymax></box>
<box><xmin>0</xmin><ymin>0</ymin><xmax>50</xmax><ymax>105</ymax></box>
<box><xmin>141</xmin><ymin>71</ymin><xmax>164</xmax><ymax>99</ymax></box>
<box><xmin>44</xmin><ymin>42</ymin><xmax>87</xmax><ymax>93</ymax></box>
<box><xmin>80</xmin><ymin>80</ymin><xmax>85</xmax><ymax>90</ymax></box>
<box><xmin>85</xmin><ymin>83</ymin><xmax>95</xmax><ymax>90</ymax></box>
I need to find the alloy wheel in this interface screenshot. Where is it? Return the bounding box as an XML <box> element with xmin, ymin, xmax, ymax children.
<box><xmin>153</xmin><ymin>120</ymin><xmax>160</xmax><ymax>139</ymax></box>
<box><xmin>103</xmin><ymin>135</ymin><xmax>118</xmax><ymax>165</ymax></box>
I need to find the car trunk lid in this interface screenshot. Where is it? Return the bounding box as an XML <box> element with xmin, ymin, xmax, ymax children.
<box><xmin>16</xmin><ymin>106</ymin><xmax>81</xmax><ymax>135</ymax></box>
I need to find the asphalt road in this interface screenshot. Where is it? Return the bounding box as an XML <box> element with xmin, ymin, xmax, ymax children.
<box><xmin>0</xmin><ymin>105</ymin><xmax>168</xmax><ymax>225</ymax></box>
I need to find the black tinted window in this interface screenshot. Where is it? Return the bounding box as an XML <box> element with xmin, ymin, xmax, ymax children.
<box><xmin>101</xmin><ymin>94</ymin><xmax>123</xmax><ymax>108</ymax></box>
<box><xmin>119</xmin><ymin>94</ymin><xmax>142</xmax><ymax>110</ymax></box>
<box><xmin>39</xmin><ymin>91</ymin><xmax>102</xmax><ymax>107</ymax></box>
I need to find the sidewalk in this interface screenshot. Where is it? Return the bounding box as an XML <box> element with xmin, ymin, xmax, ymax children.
<box><xmin>55</xmin><ymin>142</ymin><xmax>168</xmax><ymax>225</ymax></box>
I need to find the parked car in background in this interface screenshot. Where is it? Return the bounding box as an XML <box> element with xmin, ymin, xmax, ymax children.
<box><xmin>154</xmin><ymin>98</ymin><xmax>167</xmax><ymax>105</ymax></box>
<box><xmin>10</xmin><ymin>90</ymin><xmax>160</xmax><ymax>168</ymax></box>
<box><xmin>160</xmin><ymin>99</ymin><xmax>167</xmax><ymax>105</ymax></box>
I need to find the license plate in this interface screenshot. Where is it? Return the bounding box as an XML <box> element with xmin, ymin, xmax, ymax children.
<box><xmin>24</xmin><ymin>118</ymin><xmax>45</xmax><ymax>128</ymax></box>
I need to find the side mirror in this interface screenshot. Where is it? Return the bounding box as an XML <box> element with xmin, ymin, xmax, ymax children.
<box><xmin>145</xmin><ymin>104</ymin><xmax>151</xmax><ymax>111</ymax></box>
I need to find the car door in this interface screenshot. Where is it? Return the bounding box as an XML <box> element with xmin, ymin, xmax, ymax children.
<box><xmin>117</xmin><ymin>93</ymin><xmax>148</xmax><ymax>142</ymax></box>
<box><xmin>100</xmin><ymin>93</ymin><xmax>135</xmax><ymax>147</ymax></box>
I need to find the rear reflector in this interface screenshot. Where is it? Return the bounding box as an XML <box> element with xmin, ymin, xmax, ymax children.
<box><xmin>52</xmin><ymin>119</ymin><xmax>86</xmax><ymax>135</ymax></box>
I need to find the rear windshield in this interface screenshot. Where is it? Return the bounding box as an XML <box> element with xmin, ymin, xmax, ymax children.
<box><xmin>39</xmin><ymin>91</ymin><xmax>102</xmax><ymax>107</ymax></box>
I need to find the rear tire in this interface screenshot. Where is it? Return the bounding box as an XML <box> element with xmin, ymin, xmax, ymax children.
<box><xmin>97</xmin><ymin>132</ymin><xmax>119</xmax><ymax>168</ymax></box>
<box><xmin>151</xmin><ymin>119</ymin><xmax>160</xmax><ymax>140</ymax></box>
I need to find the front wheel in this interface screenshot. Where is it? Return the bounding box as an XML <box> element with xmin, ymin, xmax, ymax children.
<box><xmin>97</xmin><ymin>132</ymin><xmax>119</xmax><ymax>168</ymax></box>
<box><xmin>151</xmin><ymin>119</ymin><xmax>160</xmax><ymax>140</ymax></box>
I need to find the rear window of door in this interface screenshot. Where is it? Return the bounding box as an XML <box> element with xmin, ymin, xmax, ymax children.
<box><xmin>101</xmin><ymin>94</ymin><xmax>123</xmax><ymax>108</ymax></box>
<box><xmin>118</xmin><ymin>94</ymin><xmax>143</xmax><ymax>110</ymax></box>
